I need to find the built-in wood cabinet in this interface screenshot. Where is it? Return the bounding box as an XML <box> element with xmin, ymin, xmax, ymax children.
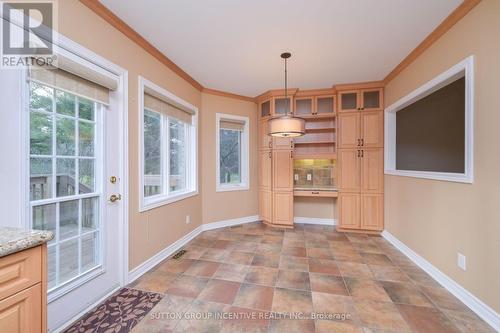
<box><xmin>0</xmin><ymin>245</ymin><xmax>47</xmax><ymax>333</ymax></box>
<box><xmin>338</xmin><ymin>88</ymin><xmax>383</xmax><ymax>113</ymax></box>
<box><xmin>339</xmin><ymin>111</ymin><xmax>383</xmax><ymax>149</ymax></box>
<box><xmin>257</xmin><ymin>84</ymin><xmax>383</xmax><ymax>232</ymax></box>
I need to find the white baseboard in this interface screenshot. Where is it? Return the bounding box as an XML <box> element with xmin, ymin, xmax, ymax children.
<box><xmin>202</xmin><ymin>215</ymin><xmax>260</xmax><ymax>231</ymax></box>
<box><xmin>382</xmin><ymin>230</ymin><xmax>500</xmax><ymax>332</ymax></box>
<box><xmin>127</xmin><ymin>215</ymin><xmax>260</xmax><ymax>284</ymax></box>
<box><xmin>294</xmin><ymin>217</ymin><xmax>336</xmax><ymax>225</ymax></box>
<box><xmin>128</xmin><ymin>225</ymin><xmax>203</xmax><ymax>283</ymax></box>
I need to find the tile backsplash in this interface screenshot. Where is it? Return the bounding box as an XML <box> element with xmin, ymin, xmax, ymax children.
<box><xmin>293</xmin><ymin>159</ymin><xmax>336</xmax><ymax>190</ymax></box>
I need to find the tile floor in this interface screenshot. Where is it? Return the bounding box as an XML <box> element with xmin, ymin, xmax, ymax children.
<box><xmin>79</xmin><ymin>223</ymin><xmax>496</xmax><ymax>332</ymax></box>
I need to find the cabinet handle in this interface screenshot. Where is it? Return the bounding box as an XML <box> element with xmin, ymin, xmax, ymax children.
<box><xmin>361</xmin><ymin>138</ymin><xmax>364</xmax><ymax>146</ymax></box>
<box><xmin>357</xmin><ymin>139</ymin><xmax>360</xmax><ymax>146</ymax></box>
<box><xmin>269</xmin><ymin>141</ymin><xmax>272</xmax><ymax>148</ymax></box>
<box><xmin>290</xmin><ymin>151</ymin><xmax>293</xmax><ymax>159</ymax></box>
<box><xmin>269</xmin><ymin>152</ymin><xmax>271</xmax><ymax>158</ymax></box>
<box><xmin>361</xmin><ymin>150</ymin><xmax>364</xmax><ymax>157</ymax></box>
<box><xmin>311</xmin><ymin>191</ymin><xmax>320</xmax><ymax>194</ymax></box>
<box><xmin>290</xmin><ymin>141</ymin><xmax>294</xmax><ymax>148</ymax></box>
<box><xmin>357</xmin><ymin>150</ymin><xmax>361</xmax><ymax>157</ymax></box>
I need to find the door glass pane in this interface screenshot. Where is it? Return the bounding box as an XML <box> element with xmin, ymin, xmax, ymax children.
<box><xmin>79</xmin><ymin>121</ymin><xmax>95</xmax><ymax>157</ymax></box>
<box><xmin>78</xmin><ymin>98</ymin><xmax>95</xmax><ymax>120</ymax></box>
<box><xmin>47</xmin><ymin>245</ymin><xmax>56</xmax><ymax>290</ymax></box>
<box><xmin>30</xmin><ymin>157</ymin><xmax>53</xmax><ymax>200</ymax></box>
<box><xmin>30</xmin><ymin>112</ymin><xmax>53</xmax><ymax>155</ymax></box>
<box><xmin>169</xmin><ymin>119</ymin><xmax>186</xmax><ymax>192</ymax></box>
<box><xmin>341</xmin><ymin>93</ymin><xmax>357</xmax><ymax>110</ymax></box>
<box><xmin>56</xmin><ymin>117</ymin><xmax>76</xmax><ymax>156</ymax></box>
<box><xmin>79</xmin><ymin>159</ymin><xmax>95</xmax><ymax>194</ymax></box>
<box><xmin>29</xmin><ymin>82</ymin><xmax>102</xmax><ymax>293</ymax></box>
<box><xmin>143</xmin><ymin>110</ymin><xmax>162</xmax><ymax>197</ymax></box>
<box><xmin>317</xmin><ymin>97</ymin><xmax>334</xmax><ymax>114</ymax></box>
<box><xmin>60</xmin><ymin>200</ymin><xmax>79</xmax><ymax>240</ymax></box>
<box><xmin>30</xmin><ymin>82</ymin><xmax>53</xmax><ymax>112</ymax></box>
<box><xmin>32</xmin><ymin>204</ymin><xmax>56</xmax><ymax>243</ymax></box>
<box><xmin>59</xmin><ymin>239</ymin><xmax>79</xmax><ymax>284</ymax></box>
<box><xmin>56</xmin><ymin>90</ymin><xmax>75</xmax><ymax>116</ymax></box>
<box><xmin>363</xmin><ymin>91</ymin><xmax>380</xmax><ymax>109</ymax></box>
<box><xmin>56</xmin><ymin>158</ymin><xmax>76</xmax><ymax>197</ymax></box>
<box><xmin>81</xmin><ymin>232</ymin><xmax>98</xmax><ymax>272</ymax></box>
<box><xmin>82</xmin><ymin>197</ymin><xmax>98</xmax><ymax>232</ymax></box>
<box><xmin>219</xmin><ymin>129</ymin><xmax>241</xmax><ymax>184</ymax></box>
<box><xmin>261</xmin><ymin>100</ymin><xmax>270</xmax><ymax>117</ymax></box>
<box><xmin>295</xmin><ymin>99</ymin><xmax>312</xmax><ymax>115</ymax></box>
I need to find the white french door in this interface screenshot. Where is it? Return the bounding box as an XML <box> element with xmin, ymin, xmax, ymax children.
<box><xmin>27</xmin><ymin>80</ymin><xmax>123</xmax><ymax>331</ymax></box>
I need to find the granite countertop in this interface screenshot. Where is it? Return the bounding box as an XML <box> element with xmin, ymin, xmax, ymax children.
<box><xmin>0</xmin><ymin>227</ymin><xmax>54</xmax><ymax>258</ymax></box>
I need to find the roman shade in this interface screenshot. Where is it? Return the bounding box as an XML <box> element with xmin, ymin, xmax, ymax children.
<box><xmin>144</xmin><ymin>92</ymin><xmax>194</xmax><ymax>124</ymax></box>
<box><xmin>29</xmin><ymin>55</ymin><xmax>118</xmax><ymax>105</ymax></box>
<box><xmin>220</xmin><ymin>118</ymin><xmax>245</xmax><ymax>131</ymax></box>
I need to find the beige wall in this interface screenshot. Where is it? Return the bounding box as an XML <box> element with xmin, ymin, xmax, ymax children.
<box><xmin>384</xmin><ymin>0</ymin><xmax>500</xmax><ymax>313</ymax></box>
<box><xmin>58</xmin><ymin>1</ymin><xmax>202</xmax><ymax>270</ymax></box>
<box><xmin>200</xmin><ymin>93</ymin><xmax>259</xmax><ymax>224</ymax></box>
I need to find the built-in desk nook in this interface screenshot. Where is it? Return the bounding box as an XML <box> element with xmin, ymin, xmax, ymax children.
<box><xmin>258</xmin><ymin>83</ymin><xmax>384</xmax><ymax>232</ymax></box>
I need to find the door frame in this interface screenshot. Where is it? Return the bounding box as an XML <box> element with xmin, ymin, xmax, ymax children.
<box><xmin>15</xmin><ymin>24</ymin><xmax>129</xmax><ymax>331</ymax></box>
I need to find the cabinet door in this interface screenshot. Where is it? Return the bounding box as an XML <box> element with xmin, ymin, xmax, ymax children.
<box><xmin>338</xmin><ymin>91</ymin><xmax>360</xmax><ymax>112</ymax></box>
<box><xmin>339</xmin><ymin>193</ymin><xmax>360</xmax><ymax>229</ymax></box>
<box><xmin>259</xmin><ymin>120</ymin><xmax>271</xmax><ymax>149</ymax></box>
<box><xmin>259</xmin><ymin>150</ymin><xmax>272</xmax><ymax>190</ymax></box>
<box><xmin>361</xmin><ymin>88</ymin><xmax>383</xmax><ymax>111</ymax></box>
<box><xmin>338</xmin><ymin>112</ymin><xmax>361</xmax><ymax>149</ymax></box>
<box><xmin>294</xmin><ymin>97</ymin><xmax>314</xmax><ymax>116</ymax></box>
<box><xmin>260</xmin><ymin>100</ymin><xmax>271</xmax><ymax>118</ymax></box>
<box><xmin>259</xmin><ymin>190</ymin><xmax>272</xmax><ymax>223</ymax></box>
<box><xmin>0</xmin><ymin>283</ymin><xmax>41</xmax><ymax>333</ymax></box>
<box><xmin>272</xmin><ymin>150</ymin><xmax>293</xmax><ymax>190</ymax></box>
<box><xmin>361</xmin><ymin>148</ymin><xmax>384</xmax><ymax>193</ymax></box>
<box><xmin>272</xmin><ymin>191</ymin><xmax>294</xmax><ymax>226</ymax></box>
<box><xmin>272</xmin><ymin>137</ymin><xmax>294</xmax><ymax>150</ymax></box>
<box><xmin>274</xmin><ymin>97</ymin><xmax>293</xmax><ymax>116</ymax></box>
<box><xmin>338</xmin><ymin>149</ymin><xmax>361</xmax><ymax>192</ymax></box>
<box><xmin>316</xmin><ymin>96</ymin><xmax>335</xmax><ymax>115</ymax></box>
<box><xmin>361</xmin><ymin>193</ymin><xmax>384</xmax><ymax>230</ymax></box>
<box><xmin>361</xmin><ymin>111</ymin><xmax>383</xmax><ymax>148</ymax></box>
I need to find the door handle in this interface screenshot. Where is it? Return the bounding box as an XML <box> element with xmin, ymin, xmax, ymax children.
<box><xmin>109</xmin><ymin>194</ymin><xmax>122</xmax><ymax>203</ymax></box>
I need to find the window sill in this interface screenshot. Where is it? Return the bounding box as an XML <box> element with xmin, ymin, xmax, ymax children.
<box><xmin>216</xmin><ymin>183</ymin><xmax>249</xmax><ymax>192</ymax></box>
<box><xmin>140</xmin><ymin>189</ymin><xmax>199</xmax><ymax>212</ymax></box>
<box><xmin>385</xmin><ymin>169</ymin><xmax>473</xmax><ymax>184</ymax></box>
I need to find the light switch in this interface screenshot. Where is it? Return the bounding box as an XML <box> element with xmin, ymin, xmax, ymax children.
<box><xmin>294</xmin><ymin>174</ymin><xmax>299</xmax><ymax>181</ymax></box>
<box><xmin>307</xmin><ymin>174</ymin><xmax>312</xmax><ymax>181</ymax></box>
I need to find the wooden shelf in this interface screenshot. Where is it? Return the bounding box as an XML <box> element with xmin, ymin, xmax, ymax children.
<box><xmin>305</xmin><ymin>127</ymin><xmax>335</xmax><ymax>133</ymax></box>
<box><xmin>293</xmin><ymin>153</ymin><xmax>337</xmax><ymax>159</ymax></box>
<box><xmin>293</xmin><ymin>190</ymin><xmax>338</xmax><ymax>198</ymax></box>
<box><xmin>298</xmin><ymin>114</ymin><xmax>336</xmax><ymax>119</ymax></box>
<box><xmin>294</xmin><ymin>141</ymin><xmax>335</xmax><ymax>145</ymax></box>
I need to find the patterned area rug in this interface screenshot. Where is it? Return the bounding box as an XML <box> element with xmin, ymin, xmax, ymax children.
<box><xmin>64</xmin><ymin>288</ymin><xmax>163</xmax><ymax>333</ymax></box>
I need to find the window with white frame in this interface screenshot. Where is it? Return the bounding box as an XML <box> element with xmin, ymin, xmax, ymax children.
<box><xmin>140</xmin><ymin>78</ymin><xmax>198</xmax><ymax>211</ymax></box>
<box><xmin>216</xmin><ymin>113</ymin><xmax>249</xmax><ymax>191</ymax></box>
<box><xmin>385</xmin><ymin>56</ymin><xmax>473</xmax><ymax>183</ymax></box>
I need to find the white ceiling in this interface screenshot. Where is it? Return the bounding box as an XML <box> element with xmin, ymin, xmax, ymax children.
<box><xmin>100</xmin><ymin>0</ymin><xmax>462</xmax><ymax>97</ymax></box>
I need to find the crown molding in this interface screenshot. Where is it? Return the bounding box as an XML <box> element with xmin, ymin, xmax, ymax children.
<box><xmin>202</xmin><ymin>88</ymin><xmax>256</xmax><ymax>103</ymax></box>
<box><xmin>383</xmin><ymin>0</ymin><xmax>481</xmax><ymax>84</ymax></box>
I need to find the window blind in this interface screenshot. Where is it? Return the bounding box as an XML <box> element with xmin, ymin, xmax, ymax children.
<box><xmin>144</xmin><ymin>93</ymin><xmax>193</xmax><ymax>124</ymax></box>
<box><xmin>220</xmin><ymin>118</ymin><xmax>245</xmax><ymax>131</ymax></box>
<box><xmin>28</xmin><ymin>55</ymin><xmax>117</xmax><ymax>105</ymax></box>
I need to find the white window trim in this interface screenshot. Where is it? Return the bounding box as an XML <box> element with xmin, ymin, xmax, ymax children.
<box><xmin>215</xmin><ymin>113</ymin><xmax>250</xmax><ymax>192</ymax></box>
<box><xmin>138</xmin><ymin>76</ymin><xmax>198</xmax><ymax>212</ymax></box>
<box><xmin>384</xmin><ymin>55</ymin><xmax>474</xmax><ymax>184</ymax></box>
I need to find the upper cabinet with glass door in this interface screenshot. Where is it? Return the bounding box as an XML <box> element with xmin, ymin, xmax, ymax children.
<box><xmin>294</xmin><ymin>95</ymin><xmax>335</xmax><ymax>118</ymax></box>
<box><xmin>338</xmin><ymin>88</ymin><xmax>383</xmax><ymax>113</ymax></box>
<box><xmin>273</xmin><ymin>96</ymin><xmax>293</xmax><ymax>116</ymax></box>
<box><xmin>260</xmin><ymin>99</ymin><xmax>272</xmax><ymax>119</ymax></box>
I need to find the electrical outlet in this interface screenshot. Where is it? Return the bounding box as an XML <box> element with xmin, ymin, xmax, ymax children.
<box><xmin>185</xmin><ymin>215</ymin><xmax>191</xmax><ymax>224</ymax></box>
<box><xmin>307</xmin><ymin>174</ymin><xmax>312</xmax><ymax>181</ymax></box>
<box><xmin>458</xmin><ymin>253</ymin><xmax>466</xmax><ymax>271</ymax></box>
<box><xmin>294</xmin><ymin>174</ymin><xmax>299</xmax><ymax>181</ymax></box>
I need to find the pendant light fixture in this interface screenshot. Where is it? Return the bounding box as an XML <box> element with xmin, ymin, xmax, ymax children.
<box><xmin>268</xmin><ymin>52</ymin><xmax>305</xmax><ymax>137</ymax></box>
